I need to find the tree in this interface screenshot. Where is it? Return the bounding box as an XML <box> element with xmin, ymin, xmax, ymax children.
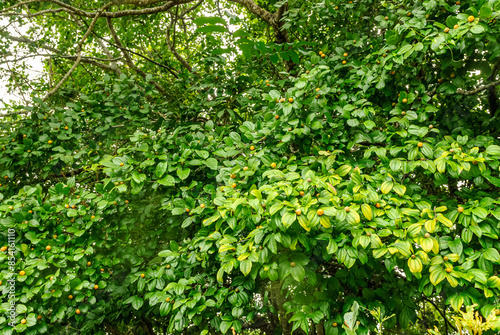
<box><xmin>1</xmin><ymin>0</ymin><xmax>500</xmax><ymax>334</ymax></box>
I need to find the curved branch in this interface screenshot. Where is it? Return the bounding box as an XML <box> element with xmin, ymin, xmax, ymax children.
<box><xmin>456</xmin><ymin>80</ymin><xmax>500</xmax><ymax>96</ymax></box>
<box><xmin>422</xmin><ymin>296</ymin><xmax>457</xmax><ymax>333</ymax></box>
<box><xmin>44</xmin><ymin>3</ymin><xmax>112</xmax><ymax>100</ymax></box>
<box><xmin>106</xmin><ymin>17</ymin><xmax>168</xmax><ymax>94</ymax></box>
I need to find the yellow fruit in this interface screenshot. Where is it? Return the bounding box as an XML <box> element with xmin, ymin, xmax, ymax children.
<box><xmin>342</xmin><ymin>60</ymin><xmax>347</xmax><ymax>64</ymax></box>
<box><xmin>443</xmin><ymin>256</ymin><xmax>449</xmax><ymax>261</ymax></box>
<box><xmin>21</xmin><ymin>319</ymin><xmax>27</xmax><ymax>324</ymax></box>
<box><xmin>243</xmin><ymin>166</ymin><xmax>248</xmax><ymax>171</ymax></box>
<box><xmin>402</xmin><ymin>98</ymin><xmax>408</xmax><ymax>103</ymax></box>
<box><xmin>288</xmin><ymin>98</ymin><xmax>294</xmax><ymax>103</ymax></box>
<box><xmin>46</xmin><ymin>246</ymin><xmax>51</xmax><ymax>251</ymax></box>
<box><xmin>444</xmin><ymin>27</ymin><xmax>449</xmax><ymax>33</ymax></box>
<box><xmin>425</xmin><ymin>233</ymin><xmax>431</xmax><ymax>238</ymax></box>
<box><xmin>20</xmin><ymin>270</ymin><xmax>26</xmax><ymax>276</ymax></box>
<box><xmin>185</xmin><ymin>208</ymin><xmax>190</xmax><ymax>213</ymax></box>
<box><xmin>417</xmin><ymin>142</ymin><xmax>423</xmax><ymax>148</ymax></box>
<box><xmin>48</xmin><ymin>140</ymin><xmax>53</xmax><ymax>144</ymax></box>
<box><xmin>299</xmin><ymin>191</ymin><xmax>305</xmax><ymax>196</ymax></box>
<box><xmin>275</xmin><ymin>115</ymin><xmax>280</xmax><ymax>120</ymax></box>
<box><xmin>295</xmin><ymin>209</ymin><xmax>302</xmax><ymax>215</ymax></box>
<box><xmin>231</xmin><ymin>183</ymin><xmax>237</xmax><ymax>188</ymax></box>
<box><xmin>271</xmin><ymin>163</ymin><xmax>277</xmax><ymax>168</ymax></box>
<box><xmin>250</xmin><ymin>146</ymin><xmax>255</xmax><ymax>150</ymax></box>
<box><xmin>344</xmin><ymin>206</ymin><xmax>350</xmax><ymax>212</ymax></box>
<box><xmin>87</xmin><ymin>262</ymin><xmax>91</xmax><ymax>266</ymax></box>
<box><xmin>467</xmin><ymin>15</ymin><xmax>474</xmax><ymax>22</ymax></box>
<box><xmin>94</xmin><ymin>285</ymin><xmax>99</xmax><ymax>289</ymax></box>
<box><xmin>140</xmin><ymin>273</ymin><xmax>145</xmax><ymax>278</ymax></box>
<box><xmin>76</xmin><ymin>309</ymin><xmax>81</xmax><ymax>314</ymax></box>
<box><xmin>343</xmin><ymin>52</ymin><xmax>348</xmax><ymax>57</ymax></box>
<box><xmin>458</xmin><ymin>207</ymin><xmax>464</xmax><ymax>213</ymax></box>
<box><xmin>290</xmin><ymin>262</ymin><xmax>296</xmax><ymax>267</ymax></box>
<box><xmin>446</xmin><ymin>267</ymin><xmax>452</xmax><ymax>273</ymax></box>
<box><xmin>119</xmin><ymin>163</ymin><xmax>124</xmax><ymax>166</ymax></box>
<box><xmin>200</xmin><ymin>204</ymin><xmax>205</xmax><ymax>208</ymax></box>
<box><xmin>454</xmin><ymin>24</ymin><xmax>459</xmax><ymax>29</ymax></box>
<box><xmin>317</xmin><ymin>209</ymin><xmax>324</xmax><ymax>216</ymax></box>
<box><xmin>68</xmin><ymin>295</ymin><xmax>73</xmax><ymax>299</ymax></box>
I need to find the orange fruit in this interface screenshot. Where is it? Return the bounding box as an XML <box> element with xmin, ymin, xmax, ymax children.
<box><xmin>275</xmin><ymin>115</ymin><xmax>280</xmax><ymax>120</ymax></box>
<box><xmin>271</xmin><ymin>163</ymin><xmax>276</xmax><ymax>168</ymax></box>
<box><xmin>384</xmin><ymin>16</ymin><xmax>389</xmax><ymax>20</ymax></box>
<box><xmin>48</xmin><ymin>140</ymin><xmax>53</xmax><ymax>144</ymax></box>
<box><xmin>76</xmin><ymin>309</ymin><xmax>81</xmax><ymax>314</ymax></box>
<box><xmin>375</xmin><ymin>203</ymin><xmax>381</xmax><ymax>208</ymax></box>
<box><xmin>402</xmin><ymin>98</ymin><xmax>408</xmax><ymax>103</ymax></box>
<box><xmin>37</xmin><ymin>315</ymin><xmax>42</xmax><ymax>320</ymax></box>
<box><xmin>250</xmin><ymin>146</ymin><xmax>255</xmax><ymax>150</ymax></box>
<box><xmin>443</xmin><ymin>256</ymin><xmax>449</xmax><ymax>261</ymax></box>
<box><xmin>295</xmin><ymin>209</ymin><xmax>302</xmax><ymax>215</ymax></box>
<box><xmin>417</xmin><ymin>142</ymin><xmax>423</xmax><ymax>148</ymax></box>
<box><xmin>68</xmin><ymin>295</ymin><xmax>73</xmax><ymax>299</ymax></box>
<box><xmin>185</xmin><ymin>208</ymin><xmax>190</xmax><ymax>213</ymax></box>
<box><xmin>342</xmin><ymin>60</ymin><xmax>347</xmax><ymax>64</ymax></box>
<box><xmin>46</xmin><ymin>246</ymin><xmax>51</xmax><ymax>251</ymax></box>
<box><xmin>317</xmin><ymin>209</ymin><xmax>324</xmax><ymax>216</ymax></box>
<box><xmin>454</xmin><ymin>24</ymin><xmax>459</xmax><ymax>29</ymax></box>
<box><xmin>87</xmin><ymin>262</ymin><xmax>91</xmax><ymax>266</ymax></box>
<box><xmin>19</xmin><ymin>270</ymin><xmax>26</xmax><ymax>276</ymax></box>
<box><xmin>344</xmin><ymin>206</ymin><xmax>350</xmax><ymax>212</ymax></box>
<box><xmin>446</xmin><ymin>267</ymin><xmax>452</xmax><ymax>273</ymax></box>
<box><xmin>343</xmin><ymin>52</ymin><xmax>348</xmax><ymax>57</ymax></box>
<box><xmin>467</xmin><ymin>15</ymin><xmax>474</xmax><ymax>22</ymax></box>
<box><xmin>200</xmin><ymin>204</ymin><xmax>205</xmax><ymax>208</ymax></box>
<box><xmin>411</xmin><ymin>255</ymin><xmax>416</xmax><ymax>259</ymax></box>
<box><xmin>243</xmin><ymin>166</ymin><xmax>248</xmax><ymax>171</ymax></box>
<box><xmin>457</xmin><ymin>207</ymin><xmax>464</xmax><ymax>213</ymax></box>
<box><xmin>231</xmin><ymin>183</ymin><xmax>237</xmax><ymax>188</ymax></box>
<box><xmin>288</xmin><ymin>98</ymin><xmax>294</xmax><ymax>103</ymax></box>
<box><xmin>21</xmin><ymin>319</ymin><xmax>27</xmax><ymax>324</ymax></box>
<box><xmin>333</xmin><ymin>322</ymin><xmax>338</xmax><ymax>327</ymax></box>
<box><xmin>140</xmin><ymin>273</ymin><xmax>145</xmax><ymax>278</ymax></box>
<box><xmin>299</xmin><ymin>191</ymin><xmax>305</xmax><ymax>196</ymax></box>
<box><xmin>119</xmin><ymin>163</ymin><xmax>124</xmax><ymax>166</ymax></box>
<box><xmin>94</xmin><ymin>285</ymin><xmax>99</xmax><ymax>289</ymax></box>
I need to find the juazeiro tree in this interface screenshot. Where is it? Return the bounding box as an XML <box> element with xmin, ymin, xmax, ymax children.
<box><xmin>1</xmin><ymin>0</ymin><xmax>500</xmax><ymax>334</ymax></box>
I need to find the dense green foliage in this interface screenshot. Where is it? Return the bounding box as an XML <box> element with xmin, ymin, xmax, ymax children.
<box><xmin>1</xmin><ymin>0</ymin><xmax>500</xmax><ymax>334</ymax></box>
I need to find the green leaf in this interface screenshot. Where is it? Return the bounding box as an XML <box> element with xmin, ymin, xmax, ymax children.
<box><xmin>177</xmin><ymin>168</ymin><xmax>190</xmax><ymax>180</ymax></box>
<box><xmin>381</xmin><ymin>181</ymin><xmax>393</xmax><ymax>194</ymax></box>
<box><xmin>240</xmin><ymin>260</ymin><xmax>252</xmax><ymax>276</ymax></box>
<box><xmin>205</xmin><ymin>158</ymin><xmax>218</xmax><ymax>170</ymax></box>
<box><xmin>155</xmin><ymin>161</ymin><xmax>168</xmax><ymax>178</ymax></box>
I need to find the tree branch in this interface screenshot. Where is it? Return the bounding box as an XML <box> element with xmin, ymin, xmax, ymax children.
<box><xmin>106</xmin><ymin>17</ymin><xmax>169</xmax><ymax>94</ymax></box>
<box><xmin>456</xmin><ymin>80</ymin><xmax>500</xmax><ymax>96</ymax></box>
<box><xmin>44</xmin><ymin>3</ymin><xmax>112</xmax><ymax>101</ymax></box>
<box><xmin>422</xmin><ymin>296</ymin><xmax>457</xmax><ymax>333</ymax></box>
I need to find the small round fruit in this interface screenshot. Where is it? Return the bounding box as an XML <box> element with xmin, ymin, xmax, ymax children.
<box><xmin>424</xmin><ymin>233</ymin><xmax>431</xmax><ymax>238</ymax></box>
<box><xmin>342</xmin><ymin>60</ymin><xmax>347</xmax><ymax>64</ymax></box>
<box><xmin>384</xmin><ymin>16</ymin><xmax>388</xmax><ymax>20</ymax></box>
<box><xmin>467</xmin><ymin>15</ymin><xmax>474</xmax><ymax>22</ymax></box>
<box><xmin>50</xmin><ymin>276</ymin><xmax>54</xmax><ymax>281</ymax></box>
<box><xmin>21</xmin><ymin>319</ymin><xmax>27</xmax><ymax>324</ymax></box>
<box><xmin>250</xmin><ymin>146</ymin><xmax>255</xmax><ymax>150</ymax></box>
<box><xmin>200</xmin><ymin>204</ymin><xmax>205</xmax><ymax>208</ymax></box>
<box><xmin>295</xmin><ymin>209</ymin><xmax>302</xmax><ymax>216</ymax></box>
<box><xmin>76</xmin><ymin>309</ymin><xmax>81</xmax><ymax>314</ymax></box>
<box><xmin>231</xmin><ymin>183</ymin><xmax>237</xmax><ymax>188</ymax></box>
<box><xmin>375</xmin><ymin>203</ymin><xmax>381</xmax><ymax>208</ymax></box>
<box><xmin>343</xmin><ymin>52</ymin><xmax>348</xmax><ymax>57</ymax></box>
<box><xmin>401</xmin><ymin>111</ymin><xmax>406</xmax><ymax>116</ymax></box>
<box><xmin>428</xmin><ymin>124</ymin><xmax>433</xmax><ymax>129</ymax></box>
<box><xmin>275</xmin><ymin>115</ymin><xmax>280</xmax><ymax>120</ymax></box>
<box><xmin>91</xmin><ymin>215</ymin><xmax>95</xmax><ymax>219</ymax></box>
<box><xmin>288</xmin><ymin>98</ymin><xmax>294</xmax><ymax>103</ymax></box>
<box><xmin>19</xmin><ymin>270</ymin><xmax>26</xmax><ymax>276</ymax></box>
<box><xmin>68</xmin><ymin>295</ymin><xmax>73</xmax><ymax>300</ymax></box>
<box><xmin>271</xmin><ymin>163</ymin><xmax>277</xmax><ymax>168</ymax></box>
<box><xmin>140</xmin><ymin>273</ymin><xmax>145</xmax><ymax>278</ymax></box>
<box><xmin>119</xmin><ymin>162</ymin><xmax>124</xmax><ymax>166</ymax></box>
<box><xmin>321</xmin><ymin>54</ymin><xmax>326</xmax><ymax>58</ymax></box>
<box><xmin>444</xmin><ymin>27</ymin><xmax>450</xmax><ymax>33</ymax></box>
<box><xmin>307</xmin><ymin>178</ymin><xmax>312</xmax><ymax>183</ymax></box>
<box><xmin>446</xmin><ymin>267</ymin><xmax>452</xmax><ymax>273</ymax></box>
<box><xmin>166</xmin><ymin>264</ymin><xmax>171</xmax><ymax>269</ymax></box>
<box><xmin>317</xmin><ymin>209</ymin><xmax>324</xmax><ymax>216</ymax></box>
<box><xmin>402</xmin><ymin>98</ymin><xmax>408</xmax><ymax>103</ymax></box>
<box><xmin>333</xmin><ymin>322</ymin><xmax>338</xmax><ymax>327</ymax></box>
<box><xmin>87</xmin><ymin>262</ymin><xmax>91</xmax><ymax>266</ymax></box>
<box><xmin>185</xmin><ymin>208</ymin><xmax>190</xmax><ymax>213</ymax></box>
<box><xmin>243</xmin><ymin>166</ymin><xmax>248</xmax><ymax>171</ymax></box>
<box><xmin>166</xmin><ymin>297</ymin><xmax>171</xmax><ymax>302</ymax></box>
<box><xmin>458</xmin><ymin>207</ymin><xmax>464</xmax><ymax>213</ymax></box>
<box><xmin>417</xmin><ymin>142</ymin><xmax>423</xmax><ymax>148</ymax></box>
<box><xmin>48</xmin><ymin>140</ymin><xmax>53</xmax><ymax>144</ymax></box>
<box><xmin>299</xmin><ymin>191</ymin><xmax>305</xmax><ymax>196</ymax></box>
<box><xmin>382</xmin><ymin>53</ymin><xmax>387</xmax><ymax>57</ymax></box>
<box><xmin>37</xmin><ymin>315</ymin><xmax>42</xmax><ymax>320</ymax></box>
<box><xmin>411</xmin><ymin>254</ymin><xmax>416</xmax><ymax>259</ymax></box>
<box><xmin>94</xmin><ymin>285</ymin><xmax>98</xmax><ymax>289</ymax></box>
<box><xmin>443</xmin><ymin>256</ymin><xmax>449</xmax><ymax>261</ymax></box>
<box><xmin>46</xmin><ymin>246</ymin><xmax>51</xmax><ymax>251</ymax></box>
<box><xmin>290</xmin><ymin>262</ymin><xmax>296</xmax><ymax>267</ymax></box>
<box><xmin>454</xmin><ymin>24</ymin><xmax>459</xmax><ymax>29</ymax></box>
<box><xmin>230</xmin><ymin>174</ymin><xmax>236</xmax><ymax>179</ymax></box>
<box><xmin>450</xmin><ymin>73</ymin><xmax>455</xmax><ymax>78</ymax></box>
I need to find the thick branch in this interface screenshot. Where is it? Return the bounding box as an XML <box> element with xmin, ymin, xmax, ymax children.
<box><xmin>456</xmin><ymin>80</ymin><xmax>500</xmax><ymax>95</ymax></box>
<box><xmin>422</xmin><ymin>297</ymin><xmax>457</xmax><ymax>333</ymax></box>
<box><xmin>43</xmin><ymin>4</ymin><xmax>112</xmax><ymax>100</ymax></box>
<box><xmin>106</xmin><ymin>17</ymin><xmax>168</xmax><ymax>94</ymax></box>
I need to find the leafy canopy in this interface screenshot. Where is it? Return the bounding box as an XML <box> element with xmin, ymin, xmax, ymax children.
<box><xmin>1</xmin><ymin>0</ymin><xmax>500</xmax><ymax>334</ymax></box>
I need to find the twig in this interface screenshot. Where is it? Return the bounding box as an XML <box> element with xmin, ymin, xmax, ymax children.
<box><xmin>422</xmin><ymin>296</ymin><xmax>457</xmax><ymax>333</ymax></box>
<box><xmin>456</xmin><ymin>80</ymin><xmax>500</xmax><ymax>96</ymax></box>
